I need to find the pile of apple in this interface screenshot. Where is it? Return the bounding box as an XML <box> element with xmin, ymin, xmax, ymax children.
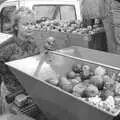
<box><xmin>35</xmin><ymin>19</ymin><xmax>104</xmax><ymax>35</ymax></box>
<box><xmin>45</xmin><ymin>63</ymin><xmax>120</xmax><ymax>115</ymax></box>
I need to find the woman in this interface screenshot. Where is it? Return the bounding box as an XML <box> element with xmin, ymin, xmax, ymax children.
<box><xmin>0</xmin><ymin>7</ymin><xmax>56</xmax><ymax>120</ymax></box>
<box><xmin>0</xmin><ymin>7</ymin><xmax>40</xmax><ymax>94</ymax></box>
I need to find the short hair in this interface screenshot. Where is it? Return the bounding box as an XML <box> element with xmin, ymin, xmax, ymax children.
<box><xmin>11</xmin><ymin>7</ymin><xmax>35</xmax><ymax>35</ymax></box>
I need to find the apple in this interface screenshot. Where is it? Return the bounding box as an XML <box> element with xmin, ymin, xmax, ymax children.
<box><xmin>115</xmin><ymin>82</ymin><xmax>120</xmax><ymax>95</ymax></box>
<box><xmin>66</xmin><ymin>71</ymin><xmax>76</xmax><ymax>79</ymax></box>
<box><xmin>81</xmin><ymin>64</ymin><xmax>91</xmax><ymax>80</ymax></box>
<box><xmin>75</xmin><ymin>76</ymin><xmax>82</xmax><ymax>82</ymax></box>
<box><xmin>71</xmin><ymin>78</ymin><xmax>80</xmax><ymax>85</ymax></box>
<box><xmin>114</xmin><ymin>96</ymin><xmax>120</xmax><ymax>106</ymax></box>
<box><xmin>90</xmin><ymin>75</ymin><xmax>104</xmax><ymax>90</ymax></box>
<box><xmin>59</xmin><ymin>76</ymin><xmax>73</xmax><ymax>93</ymax></box>
<box><xmin>73</xmin><ymin>83</ymin><xmax>87</xmax><ymax>97</ymax></box>
<box><xmin>72</xmin><ymin>91</ymin><xmax>81</xmax><ymax>97</ymax></box>
<box><xmin>84</xmin><ymin>84</ymin><xmax>99</xmax><ymax>97</ymax></box>
<box><xmin>103</xmin><ymin>75</ymin><xmax>115</xmax><ymax>90</ymax></box>
<box><xmin>94</xmin><ymin>66</ymin><xmax>106</xmax><ymax>76</ymax></box>
<box><xmin>72</xmin><ymin>64</ymin><xmax>81</xmax><ymax>73</ymax></box>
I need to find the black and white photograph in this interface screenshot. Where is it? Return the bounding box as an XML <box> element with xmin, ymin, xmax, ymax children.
<box><xmin>0</xmin><ymin>0</ymin><xmax>120</xmax><ymax>120</ymax></box>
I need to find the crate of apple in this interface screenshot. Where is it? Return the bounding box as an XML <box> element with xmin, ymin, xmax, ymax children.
<box><xmin>35</xmin><ymin>19</ymin><xmax>104</xmax><ymax>35</ymax></box>
<box><xmin>45</xmin><ymin>63</ymin><xmax>120</xmax><ymax>116</ymax></box>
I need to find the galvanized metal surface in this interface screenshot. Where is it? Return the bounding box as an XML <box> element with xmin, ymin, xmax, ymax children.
<box><xmin>6</xmin><ymin>46</ymin><xmax>120</xmax><ymax>120</ymax></box>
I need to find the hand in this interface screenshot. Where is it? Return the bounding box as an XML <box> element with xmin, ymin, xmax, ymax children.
<box><xmin>44</xmin><ymin>36</ymin><xmax>56</xmax><ymax>51</ymax></box>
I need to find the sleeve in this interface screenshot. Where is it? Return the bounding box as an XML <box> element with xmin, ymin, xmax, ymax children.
<box><xmin>27</xmin><ymin>41</ymin><xmax>40</xmax><ymax>56</ymax></box>
<box><xmin>9</xmin><ymin>46</ymin><xmax>24</xmax><ymax>61</ymax></box>
<box><xmin>0</xmin><ymin>43</ymin><xmax>16</xmax><ymax>74</ymax></box>
<box><xmin>0</xmin><ymin>113</ymin><xmax>35</xmax><ymax>120</ymax></box>
<box><xmin>0</xmin><ymin>44</ymin><xmax>15</xmax><ymax>87</ymax></box>
<box><xmin>2</xmin><ymin>73</ymin><xmax>23</xmax><ymax>92</ymax></box>
<box><xmin>33</xmin><ymin>45</ymin><xmax>41</xmax><ymax>55</ymax></box>
<box><xmin>9</xmin><ymin>113</ymin><xmax>35</xmax><ymax>120</ymax></box>
<box><xmin>0</xmin><ymin>37</ymin><xmax>15</xmax><ymax>60</ymax></box>
<box><xmin>0</xmin><ymin>42</ymin><xmax>24</xmax><ymax>93</ymax></box>
<box><xmin>0</xmin><ymin>45</ymin><xmax>14</xmax><ymax>61</ymax></box>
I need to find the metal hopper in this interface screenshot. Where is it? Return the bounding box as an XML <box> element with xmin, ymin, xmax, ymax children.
<box><xmin>6</xmin><ymin>46</ymin><xmax>120</xmax><ymax>120</ymax></box>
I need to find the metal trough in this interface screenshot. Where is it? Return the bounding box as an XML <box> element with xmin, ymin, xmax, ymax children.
<box><xmin>6</xmin><ymin>46</ymin><xmax>120</xmax><ymax>120</ymax></box>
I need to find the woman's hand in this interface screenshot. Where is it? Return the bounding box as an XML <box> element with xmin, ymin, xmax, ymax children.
<box><xmin>44</xmin><ymin>36</ymin><xmax>57</xmax><ymax>51</ymax></box>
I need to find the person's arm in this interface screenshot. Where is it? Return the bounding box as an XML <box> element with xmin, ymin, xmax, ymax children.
<box><xmin>23</xmin><ymin>41</ymin><xmax>40</xmax><ymax>56</ymax></box>
<box><xmin>0</xmin><ymin>44</ymin><xmax>15</xmax><ymax>75</ymax></box>
<box><xmin>31</xmin><ymin>43</ymin><xmax>40</xmax><ymax>55</ymax></box>
<box><xmin>0</xmin><ymin>44</ymin><xmax>17</xmax><ymax>91</ymax></box>
<box><xmin>0</xmin><ymin>45</ymin><xmax>14</xmax><ymax>61</ymax></box>
<box><xmin>0</xmin><ymin>113</ymin><xmax>35</xmax><ymax>120</ymax></box>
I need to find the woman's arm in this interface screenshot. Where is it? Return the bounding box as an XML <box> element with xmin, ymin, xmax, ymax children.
<box><xmin>22</xmin><ymin>41</ymin><xmax>40</xmax><ymax>56</ymax></box>
<box><xmin>0</xmin><ymin>43</ymin><xmax>17</xmax><ymax>75</ymax></box>
<box><xmin>0</xmin><ymin>45</ymin><xmax>14</xmax><ymax>61</ymax></box>
<box><xmin>0</xmin><ymin>43</ymin><xmax>24</xmax><ymax>92</ymax></box>
<box><xmin>0</xmin><ymin>113</ymin><xmax>35</xmax><ymax>120</ymax></box>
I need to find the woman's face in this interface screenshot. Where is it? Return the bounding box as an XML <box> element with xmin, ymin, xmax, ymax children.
<box><xmin>17</xmin><ymin>14</ymin><xmax>36</xmax><ymax>39</ymax></box>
